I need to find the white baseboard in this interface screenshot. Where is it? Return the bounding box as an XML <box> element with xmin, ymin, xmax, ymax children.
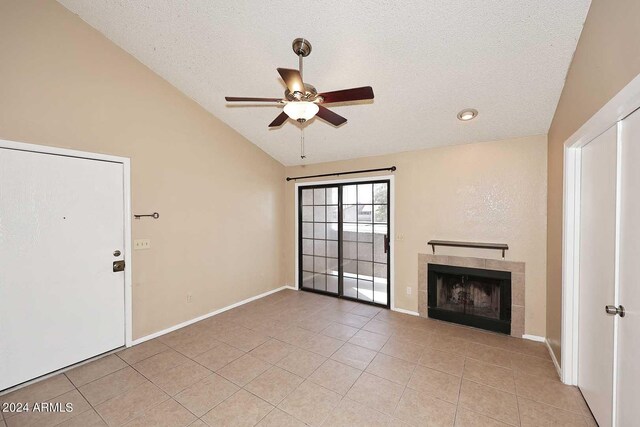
<box><xmin>546</xmin><ymin>338</ymin><xmax>562</xmax><ymax>379</ymax></box>
<box><xmin>130</xmin><ymin>285</ymin><xmax>290</xmax><ymax>346</ymax></box>
<box><xmin>392</xmin><ymin>307</ymin><xmax>420</xmax><ymax>316</ymax></box>
<box><xmin>522</xmin><ymin>334</ymin><xmax>545</xmax><ymax>343</ymax></box>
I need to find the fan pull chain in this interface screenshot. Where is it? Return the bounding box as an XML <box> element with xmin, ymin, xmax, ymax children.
<box><xmin>300</xmin><ymin>127</ymin><xmax>306</xmax><ymax>160</ymax></box>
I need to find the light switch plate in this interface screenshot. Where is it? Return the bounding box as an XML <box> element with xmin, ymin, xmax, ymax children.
<box><xmin>134</xmin><ymin>239</ymin><xmax>151</xmax><ymax>250</ymax></box>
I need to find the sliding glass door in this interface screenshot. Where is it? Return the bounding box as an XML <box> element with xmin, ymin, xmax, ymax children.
<box><xmin>299</xmin><ymin>180</ymin><xmax>390</xmax><ymax>307</ymax></box>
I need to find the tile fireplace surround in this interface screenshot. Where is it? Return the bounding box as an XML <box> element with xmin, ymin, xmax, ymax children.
<box><xmin>418</xmin><ymin>254</ymin><xmax>525</xmax><ymax>338</ymax></box>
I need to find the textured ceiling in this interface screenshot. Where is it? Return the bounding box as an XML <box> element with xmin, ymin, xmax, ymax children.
<box><xmin>58</xmin><ymin>0</ymin><xmax>590</xmax><ymax>166</ymax></box>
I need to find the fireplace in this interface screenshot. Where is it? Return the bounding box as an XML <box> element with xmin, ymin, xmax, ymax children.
<box><xmin>427</xmin><ymin>264</ymin><xmax>511</xmax><ymax>334</ymax></box>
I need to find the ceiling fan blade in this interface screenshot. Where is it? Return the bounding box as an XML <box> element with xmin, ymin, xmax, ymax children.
<box><xmin>318</xmin><ymin>86</ymin><xmax>374</xmax><ymax>104</ymax></box>
<box><xmin>269</xmin><ymin>111</ymin><xmax>289</xmax><ymax>127</ymax></box>
<box><xmin>316</xmin><ymin>105</ymin><xmax>347</xmax><ymax>126</ymax></box>
<box><xmin>277</xmin><ymin>68</ymin><xmax>305</xmax><ymax>94</ymax></box>
<box><xmin>225</xmin><ymin>97</ymin><xmax>282</xmax><ymax>102</ymax></box>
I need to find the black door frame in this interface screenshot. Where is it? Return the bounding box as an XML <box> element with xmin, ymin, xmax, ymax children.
<box><xmin>297</xmin><ymin>179</ymin><xmax>391</xmax><ymax>308</ymax></box>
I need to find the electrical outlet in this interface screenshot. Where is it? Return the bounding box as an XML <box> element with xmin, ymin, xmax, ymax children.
<box><xmin>134</xmin><ymin>239</ymin><xmax>151</xmax><ymax>250</ymax></box>
<box><xmin>406</xmin><ymin>286</ymin><xmax>412</xmax><ymax>295</ymax></box>
<box><xmin>186</xmin><ymin>293</ymin><xmax>193</xmax><ymax>303</ymax></box>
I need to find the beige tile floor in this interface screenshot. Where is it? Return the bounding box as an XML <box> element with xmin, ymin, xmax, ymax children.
<box><xmin>0</xmin><ymin>289</ymin><xmax>597</xmax><ymax>426</ymax></box>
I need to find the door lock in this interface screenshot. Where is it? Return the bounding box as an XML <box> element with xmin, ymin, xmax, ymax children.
<box><xmin>113</xmin><ymin>250</ymin><xmax>121</xmax><ymax>257</ymax></box>
<box><xmin>113</xmin><ymin>260</ymin><xmax>125</xmax><ymax>272</ymax></box>
<box><xmin>605</xmin><ymin>305</ymin><xmax>625</xmax><ymax>317</ymax></box>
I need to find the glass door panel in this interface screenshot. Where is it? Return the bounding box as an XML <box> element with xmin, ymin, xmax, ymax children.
<box><xmin>341</xmin><ymin>183</ymin><xmax>389</xmax><ymax>305</ymax></box>
<box><xmin>300</xmin><ymin>186</ymin><xmax>339</xmax><ymax>295</ymax></box>
<box><xmin>298</xmin><ymin>180</ymin><xmax>390</xmax><ymax>307</ymax></box>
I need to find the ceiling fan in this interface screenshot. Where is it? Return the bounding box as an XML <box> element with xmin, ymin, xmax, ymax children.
<box><xmin>225</xmin><ymin>38</ymin><xmax>374</xmax><ymax>128</ymax></box>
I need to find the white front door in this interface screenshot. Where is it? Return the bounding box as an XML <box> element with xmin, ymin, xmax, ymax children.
<box><xmin>617</xmin><ymin>108</ymin><xmax>640</xmax><ymax>426</ymax></box>
<box><xmin>0</xmin><ymin>148</ymin><xmax>126</xmax><ymax>391</ymax></box>
<box><xmin>577</xmin><ymin>125</ymin><xmax>617</xmax><ymax>427</ymax></box>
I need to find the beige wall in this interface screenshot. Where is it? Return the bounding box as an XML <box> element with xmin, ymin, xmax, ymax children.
<box><xmin>0</xmin><ymin>0</ymin><xmax>285</xmax><ymax>339</ymax></box>
<box><xmin>546</xmin><ymin>0</ymin><xmax>640</xmax><ymax>362</ymax></box>
<box><xmin>284</xmin><ymin>136</ymin><xmax>548</xmax><ymax>336</ymax></box>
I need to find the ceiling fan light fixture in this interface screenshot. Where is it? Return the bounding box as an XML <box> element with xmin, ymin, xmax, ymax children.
<box><xmin>284</xmin><ymin>101</ymin><xmax>319</xmax><ymax>121</ymax></box>
<box><xmin>457</xmin><ymin>108</ymin><xmax>478</xmax><ymax>121</ymax></box>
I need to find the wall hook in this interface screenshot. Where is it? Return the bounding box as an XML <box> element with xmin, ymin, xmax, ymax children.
<box><xmin>134</xmin><ymin>212</ymin><xmax>159</xmax><ymax>219</ymax></box>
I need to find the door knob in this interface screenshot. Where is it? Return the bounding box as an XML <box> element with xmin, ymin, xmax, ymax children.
<box><xmin>605</xmin><ymin>305</ymin><xmax>625</xmax><ymax>317</ymax></box>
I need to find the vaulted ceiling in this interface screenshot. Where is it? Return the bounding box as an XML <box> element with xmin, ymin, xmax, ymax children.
<box><xmin>58</xmin><ymin>0</ymin><xmax>591</xmax><ymax>166</ymax></box>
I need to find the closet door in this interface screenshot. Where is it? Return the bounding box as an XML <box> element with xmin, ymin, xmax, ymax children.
<box><xmin>577</xmin><ymin>125</ymin><xmax>617</xmax><ymax>427</ymax></box>
<box><xmin>617</xmin><ymin>108</ymin><xmax>640</xmax><ymax>426</ymax></box>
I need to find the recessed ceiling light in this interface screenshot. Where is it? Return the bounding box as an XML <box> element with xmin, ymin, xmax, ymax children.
<box><xmin>457</xmin><ymin>108</ymin><xmax>478</xmax><ymax>121</ymax></box>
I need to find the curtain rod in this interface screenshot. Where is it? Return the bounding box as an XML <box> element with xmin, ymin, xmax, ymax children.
<box><xmin>286</xmin><ymin>166</ymin><xmax>396</xmax><ymax>181</ymax></box>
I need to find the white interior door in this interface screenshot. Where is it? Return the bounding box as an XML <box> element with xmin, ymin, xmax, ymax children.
<box><xmin>0</xmin><ymin>148</ymin><xmax>126</xmax><ymax>391</ymax></box>
<box><xmin>617</xmin><ymin>108</ymin><xmax>640</xmax><ymax>426</ymax></box>
<box><xmin>577</xmin><ymin>125</ymin><xmax>617</xmax><ymax>427</ymax></box>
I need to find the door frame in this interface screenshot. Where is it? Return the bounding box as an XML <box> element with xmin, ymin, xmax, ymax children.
<box><xmin>294</xmin><ymin>174</ymin><xmax>396</xmax><ymax>310</ymax></box>
<box><xmin>0</xmin><ymin>138</ymin><xmax>134</xmax><ymax>347</ymax></box>
<box><xmin>561</xmin><ymin>72</ymin><xmax>640</xmax><ymax>394</ymax></box>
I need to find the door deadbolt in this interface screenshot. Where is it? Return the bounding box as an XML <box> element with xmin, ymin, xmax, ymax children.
<box><xmin>113</xmin><ymin>250</ymin><xmax>121</xmax><ymax>257</ymax></box>
<box><xmin>113</xmin><ymin>260</ymin><xmax>125</xmax><ymax>272</ymax></box>
<box><xmin>605</xmin><ymin>305</ymin><xmax>625</xmax><ymax>317</ymax></box>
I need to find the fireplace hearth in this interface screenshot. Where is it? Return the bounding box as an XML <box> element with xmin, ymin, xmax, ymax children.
<box><xmin>428</xmin><ymin>264</ymin><xmax>511</xmax><ymax>334</ymax></box>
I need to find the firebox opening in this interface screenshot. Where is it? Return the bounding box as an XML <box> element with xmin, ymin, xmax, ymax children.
<box><xmin>428</xmin><ymin>264</ymin><xmax>511</xmax><ymax>334</ymax></box>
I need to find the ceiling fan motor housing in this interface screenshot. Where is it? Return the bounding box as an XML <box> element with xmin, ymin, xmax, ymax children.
<box><xmin>285</xmin><ymin>84</ymin><xmax>319</xmax><ymax>102</ymax></box>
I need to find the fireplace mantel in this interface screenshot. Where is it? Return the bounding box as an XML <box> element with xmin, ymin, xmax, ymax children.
<box><xmin>418</xmin><ymin>253</ymin><xmax>525</xmax><ymax>337</ymax></box>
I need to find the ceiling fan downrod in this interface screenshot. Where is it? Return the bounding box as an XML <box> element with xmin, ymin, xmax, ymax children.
<box><xmin>292</xmin><ymin>38</ymin><xmax>311</xmax><ymax>97</ymax></box>
<box><xmin>299</xmin><ymin>53</ymin><xmax>303</xmax><ymax>81</ymax></box>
